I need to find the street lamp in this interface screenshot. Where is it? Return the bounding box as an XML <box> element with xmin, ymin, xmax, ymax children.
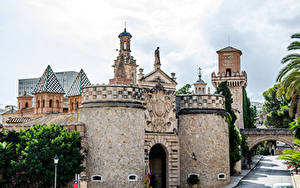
<box><xmin>54</xmin><ymin>154</ymin><xmax>59</xmax><ymax>188</ymax></box>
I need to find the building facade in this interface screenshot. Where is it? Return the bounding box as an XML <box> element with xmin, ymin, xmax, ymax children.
<box><xmin>0</xmin><ymin>28</ymin><xmax>252</xmax><ymax>188</ymax></box>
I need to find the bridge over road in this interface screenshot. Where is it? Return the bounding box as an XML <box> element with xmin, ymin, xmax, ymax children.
<box><xmin>240</xmin><ymin>128</ymin><xmax>294</xmax><ymax>150</ymax></box>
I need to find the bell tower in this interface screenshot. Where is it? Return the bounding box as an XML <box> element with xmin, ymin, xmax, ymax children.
<box><xmin>212</xmin><ymin>46</ymin><xmax>247</xmax><ymax>129</ymax></box>
<box><xmin>109</xmin><ymin>28</ymin><xmax>138</xmax><ymax>85</ymax></box>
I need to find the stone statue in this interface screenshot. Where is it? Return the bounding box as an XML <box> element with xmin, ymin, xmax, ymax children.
<box><xmin>154</xmin><ymin>47</ymin><xmax>161</xmax><ymax>69</ymax></box>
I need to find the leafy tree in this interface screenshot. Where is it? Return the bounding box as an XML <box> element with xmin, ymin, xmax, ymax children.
<box><xmin>262</xmin><ymin>83</ymin><xmax>293</xmax><ymax>128</ymax></box>
<box><xmin>277</xmin><ymin>33</ymin><xmax>300</xmax><ymax>117</ymax></box>
<box><xmin>0</xmin><ymin>130</ymin><xmax>19</xmax><ymax>186</ymax></box>
<box><xmin>9</xmin><ymin>124</ymin><xmax>86</xmax><ymax>187</ymax></box>
<box><xmin>241</xmin><ymin>133</ymin><xmax>252</xmax><ymax>160</ymax></box>
<box><xmin>216</xmin><ymin>81</ymin><xmax>242</xmax><ymax>175</ymax></box>
<box><xmin>243</xmin><ymin>88</ymin><xmax>256</xmax><ymax>128</ymax></box>
<box><xmin>176</xmin><ymin>84</ymin><xmax>192</xmax><ymax>94</ymax></box>
<box><xmin>289</xmin><ymin>117</ymin><xmax>300</xmax><ymax>139</ymax></box>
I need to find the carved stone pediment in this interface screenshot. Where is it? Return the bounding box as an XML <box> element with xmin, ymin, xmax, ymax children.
<box><xmin>144</xmin><ymin>86</ymin><xmax>177</xmax><ymax>132</ymax></box>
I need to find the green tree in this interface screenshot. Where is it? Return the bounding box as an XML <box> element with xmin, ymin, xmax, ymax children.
<box><xmin>262</xmin><ymin>83</ymin><xmax>293</xmax><ymax>128</ymax></box>
<box><xmin>289</xmin><ymin>117</ymin><xmax>300</xmax><ymax>139</ymax></box>
<box><xmin>10</xmin><ymin>124</ymin><xmax>86</xmax><ymax>187</ymax></box>
<box><xmin>0</xmin><ymin>130</ymin><xmax>20</xmax><ymax>186</ymax></box>
<box><xmin>176</xmin><ymin>84</ymin><xmax>192</xmax><ymax>94</ymax></box>
<box><xmin>243</xmin><ymin>88</ymin><xmax>256</xmax><ymax>128</ymax></box>
<box><xmin>216</xmin><ymin>81</ymin><xmax>242</xmax><ymax>175</ymax></box>
<box><xmin>277</xmin><ymin>33</ymin><xmax>300</xmax><ymax>117</ymax></box>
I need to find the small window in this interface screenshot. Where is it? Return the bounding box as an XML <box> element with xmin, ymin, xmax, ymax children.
<box><xmin>37</xmin><ymin>100</ymin><xmax>40</xmax><ymax>108</ymax></box>
<box><xmin>91</xmin><ymin>175</ymin><xmax>103</xmax><ymax>182</ymax></box>
<box><xmin>218</xmin><ymin>173</ymin><xmax>226</xmax><ymax>180</ymax></box>
<box><xmin>49</xmin><ymin>99</ymin><xmax>53</xmax><ymax>108</ymax></box>
<box><xmin>25</xmin><ymin>102</ymin><xmax>29</xmax><ymax>108</ymax></box>
<box><xmin>188</xmin><ymin>173</ymin><xmax>200</xmax><ymax>178</ymax></box>
<box><xmin>128</xmin><ymin>174</ymin><xmax>138</xmax><ymax>182</ymax></box>
<box><xmin>42</xmin><ymin>100</ymin><xmax>45</xmax><ymax>108</ymax></box>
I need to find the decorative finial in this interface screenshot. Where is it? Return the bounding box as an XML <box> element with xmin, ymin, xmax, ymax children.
<box><xmin>124</xmin><ymin>21</ymin><xmax>127</xmax><ymax>32</ymax></box>
<box><xmin>198</xmin><ymin>67</ymin><xmax>202</xmax><ymax>80</ymax></box>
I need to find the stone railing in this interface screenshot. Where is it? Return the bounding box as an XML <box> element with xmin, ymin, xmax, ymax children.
<box><xmin>176</xmin><ymin>94</ymin><xmax>224</xmax><ymax>110</ymax></box>
<box><xmin>82</xmin><ymin>84</ymin><xmax>143</xmax><ymax>104</ymax></box>
<box><xmin>240</xmin><ymin>128</ymin><xmax>293</xmax><ymax>136</ymax></box>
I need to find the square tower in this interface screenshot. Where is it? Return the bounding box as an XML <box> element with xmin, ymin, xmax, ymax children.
<box><xmin>212</xmin><ymin>46</ymin><xmax>247</xmax><ymax>129</ymax></box>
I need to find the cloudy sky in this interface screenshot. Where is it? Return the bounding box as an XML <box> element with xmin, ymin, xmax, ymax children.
<box><xmin>0</xmin><ymin>0</ymin><xmax>300</xmax><ymax>107</ymax></box>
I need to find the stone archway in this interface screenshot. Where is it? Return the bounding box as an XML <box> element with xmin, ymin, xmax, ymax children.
<box><xmin>144</xmin><ymin>133</ymin><xmax>180</xmax><ymax>188</ymax></box>
<box><xmin>149</xmin><ymin>144</ymin><xmax>167</xmax><ymax>188</ymax></box>
<box><xmin>248</xmin><ymin>137</ymin><xmax>294</xmax><ymax>151</ymax></box>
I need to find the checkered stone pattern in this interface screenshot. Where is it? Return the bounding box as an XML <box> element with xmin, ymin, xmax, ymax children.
<box><xmin>66</xmin><ymin>69</ymin><xmax>91</xmax><ymax>97</ymax></box>
<box><xmin>177</xmin><ymin>94</ymin><xmax>224</xmax><ymax>110</ymax></box>
<box><xmin>82</xmin><ymin>85</ymin><xmax>144</xmax><ymax>104</ymax></box>
<box><xmin>33</xmin><ymin>65</ymin><xmax>65</xmax><ymax>94</ymax></box>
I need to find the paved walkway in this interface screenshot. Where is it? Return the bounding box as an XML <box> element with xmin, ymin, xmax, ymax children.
<box><xmin>221</xmin><ymin>155</ymin><xmax>263</xmax><ymax>188</ymax></box>
<box><xmin>291</xmin><ymin>170</ymin><xmax>300</xmax><ymax>188</ymax></box>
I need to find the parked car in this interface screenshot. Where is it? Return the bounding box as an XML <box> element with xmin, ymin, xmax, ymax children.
<box><xmin>273</xmin><ymin>183</ymin><xmax>293</xmax><ymax>188</ymax></box>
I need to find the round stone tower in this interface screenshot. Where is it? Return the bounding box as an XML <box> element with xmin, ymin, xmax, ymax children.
<box><xmin>177</xmin><ymin>94</ymin><xmax>230</xmax><ymax>188</ymax></box>
<box><xmin>79</xmin><ymin>85</ymin><xmax>145</xmax><ymax>188</ymax></box>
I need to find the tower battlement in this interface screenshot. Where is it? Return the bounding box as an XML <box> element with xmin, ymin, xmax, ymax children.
<box><xmin>176</xmin><ymin>94</ymin><xmax>224</xmax><ymax>112</ymax></box>
<box><xmin>211</xmin><ymin>71</ymin><xmax>247</xmax><ymax>88</ymax></box>
<box><xmin>81</xmin><ymin>85</ymin><xmax>144</xmax><ymax>108</ymax></box>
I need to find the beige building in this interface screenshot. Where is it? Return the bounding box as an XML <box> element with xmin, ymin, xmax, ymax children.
<box><xmin>0</xmin><ymin>29</ymin><xmax>252</xmax><ymax>188</ymax></box>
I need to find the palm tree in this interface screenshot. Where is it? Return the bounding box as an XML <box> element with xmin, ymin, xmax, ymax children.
<box><xmin>277</xmin><ymin>33</ymin><xmax>300</xmax><ymax>117</ymax></box>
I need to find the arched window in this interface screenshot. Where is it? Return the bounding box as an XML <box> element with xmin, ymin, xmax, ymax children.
<box><xmin>226</xmin><ymin>69</ymin><xmax>231</xmax><ymax>77</ymax></box>
<box><xmin>76</xmin><ymin>102</ymin><xmax>79</xmax><ymax>110</ymax></box>
<box><xmin>49</xmin><ymin>99</ymin><xmax>53</xmax><ymax>108</ymax></box>
<box><xmin>128</xmin><ymin>174</ymin><xmax>138</xmax><ymax>181</ymax></box>
<box><xmin>56</xmin><ymin>100</ymin><xmax>59</xmax><ymax>108</ymax></box>
<box><xmin>124</xmin><ymin>41</ymin><xmax>127</xmax><ymax>49</ymax></box>
<box><xmin>71</xmin><ymin>102</ymin><xmax>74</xmax><ymax>110</ymax></box>
<box><xmin>37</xmin><ymin>100</ymin><xmax>40</xmax><ymax>108</ymax></box>
<box><xmin>91</xmin><ymin>175</ymin><xmax>103</xmax><ymax>182</ymax></box>
<box><xmin>42</xmin><ymin>100</ymin><xmax>45</xmax><ymax>108</ymax></box>
<box><xmin>25</xmin><ymin>102</ymin><xmax>28</xmax><ymax>108</ymax></box>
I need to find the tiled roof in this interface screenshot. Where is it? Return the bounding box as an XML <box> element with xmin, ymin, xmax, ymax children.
<box><xmin>217</xmin><ymin>46</ymin><xmax>242</xmax><ymax>53</ymax></box>
<box><xmin>33</xmin><ymin>65</ymin><xmax>65</xmax><ymax>94</ymax></box>
<box><xmin>6</xmin><ymin>117</ymin><xmax>31</xmax><ymax>123</ymax></box>
<box><xmin>66</xmin><ymin>69</ymin><xmax>91</xmax><ymax>97</ymax></box>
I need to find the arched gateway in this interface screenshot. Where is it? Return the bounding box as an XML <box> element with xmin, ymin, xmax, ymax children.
<box><xmin>240</xmin><ymin>128</ymin><xmax>294</xmax><ymax>150</ymax></box>
<box><xmin>149</xmin><ymin>144</ymin><xmax>167</xmax><ymax>188</ymax></box>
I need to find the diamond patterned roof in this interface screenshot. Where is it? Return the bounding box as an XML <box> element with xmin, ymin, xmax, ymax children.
<box><xmin>33</xmin><ymin>65</ymin><xmax>65</xmax><ymax>94</ymax></box>
<box><xmin>66</xmin><ymin>69</ymin><xmax>91</xmax><ymax>97</ymax></box>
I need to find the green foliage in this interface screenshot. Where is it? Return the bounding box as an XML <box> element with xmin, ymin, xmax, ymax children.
<box><xmin>216</xmin><ymin>81</ymin><xmax>242</xmax><ymax>175</ymax></box>
<box><xmin>276</xmin><ymin>33</ymin><xmax>300</xmax><ymax>117</ymax></box>
<box><xmin>242</xmin><ymin>88</ymin><xmax>256</xmax><ymax>128</ymax></box>
<box><xmin>187</xmin><ymin>174</ymin><xmax>200</xmax><ymax>185</ymax></box>
<box><xmin>278</xmin><ymin>139</ymin><xmax>300</xmax><ymax>170</ymax></box>
<box><xmin>289</xmin><ymin>117</ymin><xmax>300</xmax><ymax>139</ymax></box>
<box><xmin>241</xmin><ymin>133</ymin><xmax>252</xmax><ymax>160</ymax></box>
<box><xmin>176</xmin><ymin>84</ymin><xmax>192</xmax><ymax>94</ymax></box>
<box><xmin>0</xmin><ymin>125</ymin><xmax>86</xmax><ymax>188</ymax></box>
<box><xmin>262</xmin><ymin>83</ymin><xmax>293</xmax><ymax>128</ymax></box>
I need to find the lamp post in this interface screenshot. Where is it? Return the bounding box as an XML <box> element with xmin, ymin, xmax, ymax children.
<box><xmin>54</xmin><ymin>154</ymin><xmax>59</xmax><ymax>188</ymax></box>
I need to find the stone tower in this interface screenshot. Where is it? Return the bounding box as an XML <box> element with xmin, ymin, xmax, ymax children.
<box><xmin>33</xmin><ymin>65</ymin><xmax>65</xmax><ymax>115</ymax></box>
<box><xmin>194</xmin><ymin>67</ymin><xmax>207</xmax><ymax>94</ymax></box>
<box><xmin>109</xmin><ymin>28</ymin><xmax>138</xmax><ymax>85</ymax></box>
<box><xmin>211</xmin><ymin>46</ymin><xmax>247</xmax><ymax>129</ymax></box>
<box><xmin>79</xmin><ymin>31</ymin><xmax>145</xmax><ymax>188</ymax></box>
<box><xmin>178</xmin><ymin>93</ymin><xmax>230</xmax><ymax>187</ymax></box>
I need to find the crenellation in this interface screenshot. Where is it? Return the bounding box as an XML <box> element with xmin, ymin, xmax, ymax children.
<box><xmin>177</xmin><ymin>94</ymin><xmax>224</xmax><ymax>111</ymax></box>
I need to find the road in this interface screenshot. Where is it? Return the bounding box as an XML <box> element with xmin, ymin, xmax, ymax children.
<box><xmin>236</xmin><ymin>155</ymin><xmax>292</xmax><ymax>188</ymax></box>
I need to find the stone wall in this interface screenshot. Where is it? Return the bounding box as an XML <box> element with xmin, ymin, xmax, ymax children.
<box><xmin>80</xmin><ymin>85</ymin><xmax>145</xmax><ymax>188</ymax></box>
<box><xmin>177</xmin><ymin>94</ymin><xmax>230</xmax><ymax>188</ymax></box>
